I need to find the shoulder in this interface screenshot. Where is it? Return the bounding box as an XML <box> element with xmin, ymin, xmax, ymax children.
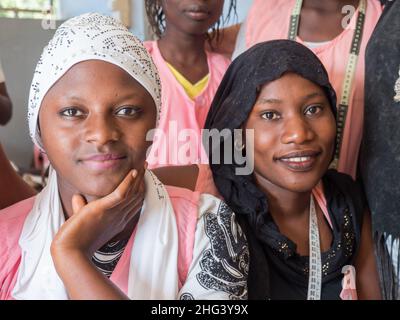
<box><xmin>0</xmin><ymin>196</ymin><xmax>35</xmax><ymax>224</ymax></box>
<box><xmin>323</xmin><ymin>170</ymin><xmax>364</xmax><ymax>200</ymax></box>
<box><xmin>178</xmin><ymin>192</ymin><xmax>249</xmax><ymax>300</ymax></box>
<box><xmin>323</xmin><ymin>170</ymin><xmax>366</xmax><ymax>226</ymax></box>
<box><xmin>207</xmin><ymin>51</ymin><xmax>231</xmax><ymax>74</ymax></box>
<box><xmin>143</xmin><ymin>40</ymin><xmax>156</xmax><ymax>55</ymax></box>
<box><xmin>0</xmin><ymin>197</ymin><xmax>34</xmax><ymax>250</ymax></box>
<box><xmin>0</xmin><ymin>197</ymin><xmax>34</xmax><ymax>292</ymax></box>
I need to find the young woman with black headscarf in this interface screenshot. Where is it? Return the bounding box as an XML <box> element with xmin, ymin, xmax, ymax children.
<box><xmin>155</xmin><ymin>39</ymin><xmax>381</xmax><ymax>300</ymax></box>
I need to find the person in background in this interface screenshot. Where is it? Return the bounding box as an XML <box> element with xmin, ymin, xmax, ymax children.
<box><xmin>0</xmin><ymin>59</ymin><xmax>12</xmax><ymax>125</ymax></box>
<box><xmin>144</xmin><ymin>0</ymin><xmax>236</xmax><ymax>168</ymax></box>
<box><xmin>0</xmin><ymin>143</ymin><xmax>36</xmax><ymax>210</ymax></box>
<box><xmin>359</xmin><ymin>0</ymin><xmax>400</xmax><ymax>300</ymax></box>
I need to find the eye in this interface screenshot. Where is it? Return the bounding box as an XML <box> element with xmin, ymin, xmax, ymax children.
<box><xmin>305</xmin><ymin>105</ymin><xmax>323</xmax><ymax>116</ymax></box>
<box><xmin>261</xmin><ymin>111</ymin><xmax>281</xmax><ymax>120</ymax></box>
<box><xmin>115</xmin><ymin>106</ymin><xmax>142</xmax><ymax>117</ymax></box>
<box><xmin>59</xmin><ymin>107</ymin><xmax>84</xmax><ymax>118</ymax></box>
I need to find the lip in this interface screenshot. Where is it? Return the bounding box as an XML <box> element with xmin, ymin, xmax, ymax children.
<box><xmin>275</xmin><ymin>150</ymin><xmax>321</xmax><ymax>172</ymax></box>
<box><xmin>80</xmin><ymin>154</ymin><xmax>127</xmax><ymax>171</ymax></box>
<box><xmin>184</xmin><ymin>5</ymin><xmax>210</xmax><ymax>21</ymax></box>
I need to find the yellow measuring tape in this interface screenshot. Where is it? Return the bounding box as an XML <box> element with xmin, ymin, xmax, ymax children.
<box><xmin>288</xmin><ymin>0</ymin><xmax>366</xmax><ymax>170</ymax></box>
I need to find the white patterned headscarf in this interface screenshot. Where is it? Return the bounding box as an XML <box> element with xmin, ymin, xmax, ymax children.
<box><xmin>28</xmin><ymin>13</ymin><xmax>161</xmax><ymax>150</ymax></box>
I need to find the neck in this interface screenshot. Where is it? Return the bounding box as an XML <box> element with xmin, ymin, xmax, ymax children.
<box><xmin>254</xmin><ymin>173</ymin><xmax>312</xmax><ymax>221</ymax></box>
<box><xmin>158</xmin><ymin>24</ymin><xmax>207</xmax><ymax>65</ymax></box>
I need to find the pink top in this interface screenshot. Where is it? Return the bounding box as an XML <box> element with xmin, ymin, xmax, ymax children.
<box><xmin>0</xmin><ymin>186</ymin><xmax>199</xmax><ymax>300</ymax></box>
<box><xmin>244</xmin><ymin>0</ymin><xmax>383</xmax><ymax>179</ymax></box>
<box><xmin>144</xmin><ymin>41</ymin><xmax>231</xmax><ymax>169</ymax></box>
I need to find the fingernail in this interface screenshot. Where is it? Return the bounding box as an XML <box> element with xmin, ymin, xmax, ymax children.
<box><xmin>132</xmin><ymin>169</ymin><xmax>138</xmax><ymax>178</ymax></box>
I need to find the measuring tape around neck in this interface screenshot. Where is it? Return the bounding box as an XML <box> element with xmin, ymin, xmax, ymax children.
<box><xmin>307</xmin><ymin>195</ymin><xmax>322</xmax><ymax>300</ymax></box>
<box><xmin>288</xmin><ymin>0</ymin><xmax>367</xmax><ymax>169</ymax></box>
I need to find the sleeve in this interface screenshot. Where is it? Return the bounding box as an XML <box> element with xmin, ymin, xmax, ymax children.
<box><xmin>0</xmin><ymin>60</ymin><xmax>5</xmax><ymax>83</ymax></box>
<box><xmin>178</xmin><ymin>194</ymin><xmax>249</xmax><ymax>300</ymax></box>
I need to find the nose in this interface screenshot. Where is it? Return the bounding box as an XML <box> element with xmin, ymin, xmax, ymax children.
<box><xmin>280</xmin><ymin>116</ymin><xmax>315</xmax><ymax>145</ymax></box>
<box><xmin>84</xmin><ymin>113</ymin><xmax>121</xmax><ymax>146</ymax></box>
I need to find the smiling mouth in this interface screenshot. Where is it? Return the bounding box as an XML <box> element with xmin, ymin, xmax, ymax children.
<box><xmin>276</xmin><ymin>151</ymin><xmax>321</xmax><ymax>172</ymax></box>
<box><xmin>79</xmin><ymin>154</ymin><xmax>127</xmax><ymax>171</ymax></box>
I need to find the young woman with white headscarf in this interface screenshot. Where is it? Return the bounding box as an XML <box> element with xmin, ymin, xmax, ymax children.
<box><xmin>0</xmin><ymin>13</ymin><xmax>248</xmax><ymax>300</ymax></box>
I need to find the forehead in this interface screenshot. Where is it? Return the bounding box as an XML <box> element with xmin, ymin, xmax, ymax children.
<box><xmin>53</xmin><ymin>60</ymin><xmax>139</xmax><ymax>87</ymax></box>
<box><xmin>257</xmin><ymin>72</ymin><xmax>325</xmax><ymax>98</ymax></box>
<box><xmin>43</xmin><ymin>60</ymin><xmax>152</xmax><ymax>102</ymax></box>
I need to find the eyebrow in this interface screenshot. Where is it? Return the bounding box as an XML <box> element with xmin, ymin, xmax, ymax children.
<box><xmin>256</xmin><ymin>92</ymin><xmax>324</xmax><ymax>105</ymax></box>
<box><xmin>61</xmin><ymin>92</ymin><xmax>141</xmax><ymax>102</ymax></box>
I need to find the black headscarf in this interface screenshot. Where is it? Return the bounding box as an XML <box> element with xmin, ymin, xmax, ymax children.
<box><xmin>204</xmin><ymin>39</ymin><xmax>337</xmax><ymax>233</ymax></box>
<box><xmin>204</xmin><ymin>40</ymin><xmax>365</xmax><ymax>299</ymax></box>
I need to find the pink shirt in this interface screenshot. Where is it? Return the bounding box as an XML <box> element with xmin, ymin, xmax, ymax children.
<box><xmin>244</xmin><ymin>0</ymin><xmax>383</xmax><ymax>179</ymax></box>
<box><xmin>0</xmin><ymin>186</ymin><xmax>199</xmax><ymax>300</ymax></box>
<box><xmin>144</xmin><ymin>41</ymin><xmax>230</xmax><ymax>169</ymax></box>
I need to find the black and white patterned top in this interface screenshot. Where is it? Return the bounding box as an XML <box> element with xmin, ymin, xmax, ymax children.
<box><xmin>92</xmin><ymin>238</ymin><xmax>129</xmax><ymax>278</ymax></box>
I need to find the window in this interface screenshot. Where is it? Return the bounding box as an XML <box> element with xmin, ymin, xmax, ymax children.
<box><xmin>0</xmin><ymin>0</ymin><xmax>58</xmax><ymax>19</ymax></box>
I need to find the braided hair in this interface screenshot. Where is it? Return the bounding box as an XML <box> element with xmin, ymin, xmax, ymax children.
<box><xmin>145</xmin><ymin>0</ymin><xmax>237</xmax><ymax>42</ymax></box>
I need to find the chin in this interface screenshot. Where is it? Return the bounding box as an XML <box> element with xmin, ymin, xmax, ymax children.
<box><xmin>283</xmin><ymin>175</ymin><xmax>322</xmax><ymax>193</ymax></box>
<box><xmin>83</xmin><ymin>176</ymin><xmax>125</xmax><ymax>198</ymax></box>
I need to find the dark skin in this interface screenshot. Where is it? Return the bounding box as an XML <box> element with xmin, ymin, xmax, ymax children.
<box><xmin>156</xmin><ymin>73</ymin><xmax>381</xmax><ymax>299</ymax></box>
<box><xmin>157</xmin><ymin>0</ymin><xmax>224</xmax><ymax>84</ymax></box>
<box><xmin>245</xmin><ymin>73</ymin><xmax>337</xmax><ymax>255</ymax></box>
<box><xmin>0</xmin><ymin>82</ymin><xmax>12</xmax><ymax>125</ymax></box>
<box><xmin>211</xmin><ymin>0</ymin><xmax>361</xmax><ymax>56</ymax></box>
<box><xmin>38</xmin><ymin>60</ymin><xmax>157</xmax><ymax>299</ymax></box>
<box><xmin>0</xmin><ymin>143</ymin><xmax>36</xmax><ymax>210</ymax></box>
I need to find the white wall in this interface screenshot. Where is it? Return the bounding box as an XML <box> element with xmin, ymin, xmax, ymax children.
<box><xmin>58</xmin><ymin>0</ymin><xmax>150</xmax><ymax>40</ymax></box>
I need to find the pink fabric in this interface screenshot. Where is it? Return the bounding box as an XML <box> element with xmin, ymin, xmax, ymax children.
<box><xmin>245</xmin><ymin>0</ymin><xmax>383</xmax><ymax>179</ymax></box>
<box><xmin>0</xmin><ymin>187</ymin><xmax>199</xmax><ymax>300</ymax></box>
<box><xmin>0</xmin><ymin>197</ymin><xmax>35</xmax><ymax>300</ymax></box>
<box><xmin>195</xmin><ymin>164</ymin><xmax>222</xmax><ymax>199</ymax></box>
<box><xmin>144</xmin><ymin>41</ymin><xmax>231</xmax><ymax>169</ymax></box>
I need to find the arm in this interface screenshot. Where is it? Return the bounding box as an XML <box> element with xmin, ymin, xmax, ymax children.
<box><xmin>178</xmin><ymin>196</ymin><xmax>249</xmax><ymax>299</ymax></box>
<box><xmin>0</xmin><ymin>143</ymin><xmax>36</xmax><ymax>210</ymax></box>
<box><xmin>50</xmin><ymin>250</ymin><xmax>129</xmax><ymax>300</ymax></box>
<box><xmin>152</xmin><ymin>164</ymin><xmax>199</xmax><ymax>191</ymax></box>
<box><xmin>0</xmin><ymin>82</ymin><xmax>12</xmax><ymax>125</ymax></box>
<box><xmin>51</xmin><ymin>166</ymin><xmax>145</xmax><ymax>300</ymax></box>
<box><xmin>354</xmin><ymin>209</ymin><xmax>382</xmax><ymax>299</ymax></box>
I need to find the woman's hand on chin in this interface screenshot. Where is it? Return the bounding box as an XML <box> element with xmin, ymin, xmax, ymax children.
<box><xmin>49</xmin><ymin>163</ymin><xmax>146</xmax><ymax>300</ymax></box>
<box><xmin>51</xmin><ymin>163</ymin><xmax>146</xmax><ymax>258</ymax></box>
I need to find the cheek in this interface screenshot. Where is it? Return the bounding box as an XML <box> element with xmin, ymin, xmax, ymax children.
<box><xmin>318</xmin><ymin>116</ymin><xmax>337</xmax><ymax>151</ymax></box>
<box><xmin>251</xmin><ymin>124</ymin><xmax>277</xmax><ymax>156</ymax></box>
<box><xmin>39</xmin><ymin>114</ymin><xmax>77</xmax><ymax>164</ymax></box>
